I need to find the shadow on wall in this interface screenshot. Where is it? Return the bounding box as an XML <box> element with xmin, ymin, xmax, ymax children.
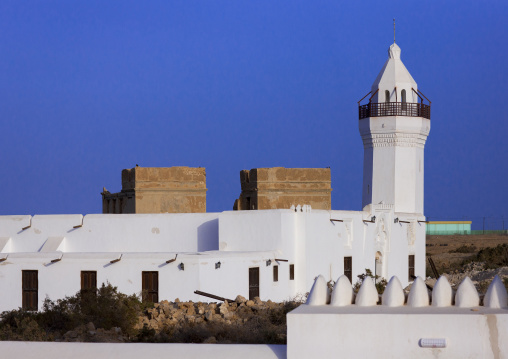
<box><xmin>197</xmin><ymin>219</ymin><xmax>219</xmax><ymax>252</ymax></box>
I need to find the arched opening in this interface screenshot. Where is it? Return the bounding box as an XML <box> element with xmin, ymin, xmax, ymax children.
<box><xmin>375</xmin><ymin>251</ymin><xmax>383</xmax><ymax>282</ymax></box>
<box><xmin>385</xmin><ymin>90</ymin><xmax>390</xmax><ymax>103</ymax></box>
<box><xmin>401</xmin><ymin>89</ymin><xmax>407</xmax><ymax>111</ymax></box>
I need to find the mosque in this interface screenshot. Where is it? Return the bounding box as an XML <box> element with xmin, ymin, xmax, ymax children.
<box><xmin>0</xmin><ymin>41</ymin><xmax>431</xmax><ymax>312</ymax></box>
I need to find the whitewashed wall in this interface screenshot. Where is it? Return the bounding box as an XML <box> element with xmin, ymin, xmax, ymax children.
<box><xmin>0</xmin><ymin>208</ymin><xmax>425</xmax><ymax>311</ymax></box>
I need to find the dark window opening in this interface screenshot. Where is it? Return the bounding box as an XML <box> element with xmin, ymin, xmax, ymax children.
<box><xmin>245</xmin><ymin>197</ymin><xmax>251</xmax><ymax>210</ymax></box>
<box><xmin>385</xmin><ymin>90</ymin><xmax>390</xmax><ymax>103</ymax></box>
<box><xmin>289</xmin><ymin>264</ymin><xmax>295</xmax><ymax>280</ymax></box>
<box><xmin>408</xmin><ymin>255</ymin><xmax>415</xmax><ymax>281</ymax></box>
<box><xmin>401</xmin><ymin>89</ymin><xmax>407</xmax><ymax>110</ymax></box>
<box><xmin>344</xmin><ymin>257</ymin><xmax>352</xmax><ymax>283</ymax></box>
<box><xmin>273</xmin><ymin>266</ymin><xmax>278</xmax><ymax>282</ymax></box>
<box><xmin>22</xmin><ymin>270</ymin><xmax>38</xmax><ymax>311</ymax></box>
<box><xmin>249</xmin><ymin>267</ymin><xmax>260</xmax><ymax>300</ymax></box>
<box><xmin>81</xmin><ymin>271</ymin><xmax>97</xmax><ymax>291</ymax></box>
<box><xmin>142</xmin><ymin>271</ymin><xmax>159</xmax><ymax>303</ymax></box>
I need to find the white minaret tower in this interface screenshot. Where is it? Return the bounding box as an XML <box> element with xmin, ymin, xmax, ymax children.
<box><xmin>359</xmin><ymin>41</ymin><xmax>431</xmax><ymax>214</ymax></box>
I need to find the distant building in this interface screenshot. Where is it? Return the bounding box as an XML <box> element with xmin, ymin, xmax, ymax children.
<box><xmin>101</xmin><ymin>166</ymin><xmax>207</xmax><ymax>214</ymax></box>
<box><xmin>426</xmin><ymin>221</ymin><xmax>472</xmax><ymax>235</ymax></box>
<box><xmin>233</xmin><ymin>168</ymin><xmax>332</xmax><ymax>210</ymax></box>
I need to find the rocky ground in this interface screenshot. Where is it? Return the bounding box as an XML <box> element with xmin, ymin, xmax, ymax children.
<box><xmin>59</xmin><ymin>295</ymin><xmax>301</xmax><ymax>344</ymax></box>
<box><xmin>425</xmin><ymin>234</ymin><xmax>508</xmax><ymax>293</ymax></box>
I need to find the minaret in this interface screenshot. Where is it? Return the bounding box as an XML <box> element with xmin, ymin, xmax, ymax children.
<box><xmin>358</xmin><ymin>42</ymin><xmax>431</xmax><ymax>214</ymax></box>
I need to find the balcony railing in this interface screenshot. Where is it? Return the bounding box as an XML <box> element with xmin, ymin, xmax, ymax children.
<box><xmin>358</xmin><ymin>102</ymin><xmax>431</xmax><ymax>120</ymax></box>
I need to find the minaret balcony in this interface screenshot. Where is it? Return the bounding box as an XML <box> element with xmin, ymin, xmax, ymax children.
<box><xmin>358</xmin><ymin>102</ymin><xmax>431</xmax><ymax>120</ymax></box>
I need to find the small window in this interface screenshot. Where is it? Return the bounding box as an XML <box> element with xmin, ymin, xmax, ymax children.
<box><xmin>81</xmin><ymin>271</ymin><xmax>97</xmax><ymax>291</ymax></box>
<box><xmin>401</xmin><ymin>89</ymin><xmax>406</xmax><ymax>103</ymax></box>
<box><xmin>273</xmin><ymin>266</ymin><xmax>279</xmax><ymax>282</ymax></box>
<box><xmin>22</xmin><ymin>270</ymin><xmax>38</xmax><ymax>311</ymax></box>
<box><xmin>142</xmin><ymin>271</ymin><xmax>159</xmax><ymax>303</ymax></box>
<box><xmin>408</xmin><ymin>255</ymin><xmax>415</xmax><ymax>281</ymax></box>
<box><xmin>289</xmin><ymin>264</ymin><xmax>295</xmax><ymax>280</ymax></box>
<box><xmin>385</xmin><ymin>90</ymin><xmax>390</xmax><ymax>103</ymax></box>
<box><xmin>344</xmin><ymin>257</ymin><xmax>352</xmax><ymax>283</ymax></box>
<box><xmin>245</xmin><ymin>197</ymin><xmax>251</xmax><ymax>211</ymax></box>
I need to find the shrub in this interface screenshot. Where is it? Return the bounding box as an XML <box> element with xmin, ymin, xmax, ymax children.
<box><xmin>475</xmin><ymin>244</ymin><xmax>508</xmax><ymax>269</ymax></box>
<box><xmin>353</xmin><ymin>269</ymin><xmax>387</xmax><ymax>294</ymax></box>
<box><xmin>0</xmin><ymin>283</ymin><xmax>143</xmax><ymax>341</ymax></box>
<box><xmin>449</xmin><ymin>244</ymin><xmax>477</xmax><ymax>254</ymax></box>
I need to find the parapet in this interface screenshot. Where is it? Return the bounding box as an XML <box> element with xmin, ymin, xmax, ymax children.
<box><xmin>102</xmin><ymin>166</ymin><xmax>207</xmax><ymax>214</ymax></box>
<box><xmin>233</xmin><ymin>167</ymin><xmax>331</xmax><ymax>210</ymax></box>
<box><xmin>288</xmin><ymin>274</ymin><xmax>508</xmax><ymax>358</ymax></box>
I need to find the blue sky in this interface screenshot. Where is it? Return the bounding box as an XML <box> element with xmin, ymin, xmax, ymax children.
<box><xmin>0</xmin><ymin>1</ymin><xmax>507</xmax><ymax>229</ymax></box>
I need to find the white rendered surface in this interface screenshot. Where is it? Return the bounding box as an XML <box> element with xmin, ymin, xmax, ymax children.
<box><xmin>484</xmin><ymin>275</ymin><xmax>508</xmax><ymax>309</ymax></box>
<box><xmin>455</xmin><ymin>277</ymin><xmax>480</xmax><ymax>308</ymax></box>
<box><xmin>432</xmin><ymin>276</ymin><xmax>453</xmax><ymax>307</ymax></box>
<box><xmin>355</xmin><ymin>277</ymin><xmax>378</xmax><ymax>306</ymax></box>
<box><xmin>407</xmin><ymin>277</ymin><xmax>429</xmax><ymax>307</ymax></box>
<box><xmin>360</xmin><ymin>43</ymin><xmax>430</xmax><ymax>214</ymax></box>
<box><xmin>330</xmin><ymin>275</ymin><xmax>353</xmax><ymax>306</ymax></box>
<box><xmin>371</xmin><ymin>43</ymin><xmax>418</xmax><ymax>103</ymax></box>
<box><xmin>306</xmin><ymin>275</ymin><xmax>328</xmax><ymax>305</ymax></box>
<box><xmin>0</xmin><ymin>342</ymin><xmax>286</xmax><ymax>359</ymax></box>
<box><xmin>382</xmin><ymin>276</ymin><xmax>404</xmax><ymax>307</ymax></box>
<box><xmin>288</xmin><ymin>305</ymin><xmax>508</xmax><ymax>359</ymax></box>
<box><xmin>0</xmin><ymin>206</ymin><xmax>426</xmax><ymax>311</ymax></box>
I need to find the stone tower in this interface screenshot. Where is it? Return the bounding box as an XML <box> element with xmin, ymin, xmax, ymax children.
<box><xmin>359</xmin><ymin>43</ymin><xmax>431</xmax><ymax>214</ymax></box>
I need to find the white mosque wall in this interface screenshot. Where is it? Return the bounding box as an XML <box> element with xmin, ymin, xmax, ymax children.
<box><xmin>0</xmin><ymin>208</ymin><xmax>425</xmax><ymax>312</ymax></box>
<box><xmin>0</xmin><ymin>213</ymin><xmax>220</xmax><ymax>253</ymax></box>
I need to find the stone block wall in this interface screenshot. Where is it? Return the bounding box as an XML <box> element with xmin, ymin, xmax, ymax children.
<box><xmin>102</xmin><ymin>167</ymin><xmax>207</xmax><ymax>213</ymax></box>
<box><xmin>234</xmin><ymin>167</ymin><xmax>331</xmax><ymax>210</ymax></box>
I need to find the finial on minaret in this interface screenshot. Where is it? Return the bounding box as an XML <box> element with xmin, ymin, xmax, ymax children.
<box><xmin>393</xmin><ymin>18</ymin><xmax>396</xmax><ymax>43</ymax></box>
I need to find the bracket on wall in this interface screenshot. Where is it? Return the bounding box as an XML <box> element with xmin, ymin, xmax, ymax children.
<box><xmin>417</xmin><ymin>220</ymin><xmax>429</xmax><ymax>224</ymax></box>
<box><xmin>330</xmin><ymin>219</ymin><xmax>343</xmax><ymax>222</ymax></box>
<box><xmin>22</xmin><ymin>218</ymin><xmax>32</xmax><ymax>231</ymax></box>
<box><xmin>266</xmin><ymin>259</ymin><xmax>272</xmax><ymax>266</ymax></box>
<box><xmin>363</xmin><ymin>216</ymin><xmax>376</xmax><ymax>223</ymax></box>
<box><xmin>275</xmin><ymin>258</ymin><xmax>288</xmax><ymax>262</ymax></box>
<box><xmin>0</xmin><ymin>255</ymin><xmax>7</xmax><ymax>263</ymax></box>
<box><xmin>110</xmin><ymin>254</ymin><xmax>122</xmax><ymax>264</ymax></box>
<box><xmin>51</xmin><ymin>254</ymin><xmax>63</xmax><ymax>263</ymax></box>
<box><xmin>394</xmin><ymin>218</ymin><xmax>410</xmax><ymax>224</ymax></box>
<box><xmin>73</xmin><ymin>217</ymin><xmax>84</xmax><ymax>229</ymax></box>
<box><xmin>166</xmin><ymin>254</ymin><xmax>178</xmax><ymax>264</ymax></box>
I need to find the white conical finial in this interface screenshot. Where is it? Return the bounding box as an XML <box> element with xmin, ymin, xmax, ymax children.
<box><xmin>306</xmin><ymin>275</ymin><xmax>328</xmax><ymax>306</ymax></box>
<box><xmin>355</xmin><ymin>277</ymin><xmax>378</xmax><ymax>306</ymax></box>
<box><xmin>455</xmin><ymin>277</ymin><xmax>480</xmax><ymax>308</ymax></box>
<box><xmin>432</xmin><ymin>276</ymin><xmax>453</xmax><ymax>307</ymax></box>
<box><xmin>382</xmin><ymin>276</ymin><xmax>405</xmax><ymax>307</ymax></box>
<box><xmin>330</xmin><ymin>275</ymin><xmax>353</xmax><ymax>306</ymax></box>
<box><xmin>407</xmin><ymin>277</ymin><xmax>429</xmax><ymax>307</ymax></box>
<box><xmin>484</xmin><ymin>275</ymin><xmax>508</xmax><ymax>309</ymax></box>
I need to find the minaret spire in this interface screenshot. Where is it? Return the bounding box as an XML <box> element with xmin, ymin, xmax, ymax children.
<box><xmin>393</xmin><ymin>18</ymin><xmax>396</xmax><ymax>43</ymax></box>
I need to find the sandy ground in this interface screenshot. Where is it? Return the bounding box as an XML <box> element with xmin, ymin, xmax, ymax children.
<box><xmin>426</xmin><ymin>234</ymin><xmax>508</xmax><ymax>271</ymax></box>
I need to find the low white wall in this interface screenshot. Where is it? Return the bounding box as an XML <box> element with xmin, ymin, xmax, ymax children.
<box><xmin>0</xmin><ymin>342</ymin><xmax>286</xmax><ymax>359</ymax></box>
<box><xmin>288</xmin><ymin>305</ymin><xmax>508</xmax><ymax>359</ymax></box>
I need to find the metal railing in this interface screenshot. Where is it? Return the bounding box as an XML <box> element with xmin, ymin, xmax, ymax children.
<box><xmin>359</xmin><ymin>102</ymin><xmax>431</xmax><ymax>120</ymax></box>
